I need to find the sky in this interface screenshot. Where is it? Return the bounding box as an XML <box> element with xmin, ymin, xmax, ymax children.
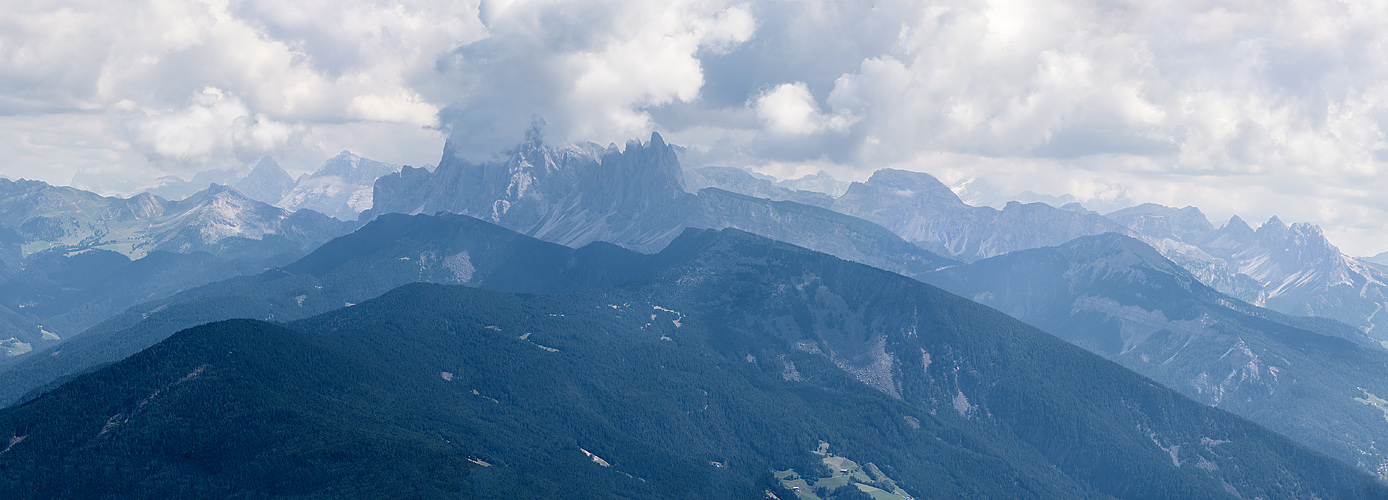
<box><xmin>2</xmin><ymin>0</ymin><xmax>1387</xmax><ymax>255</ymax></box>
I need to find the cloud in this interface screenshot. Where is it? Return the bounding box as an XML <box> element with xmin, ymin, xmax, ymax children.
<box><xmin>122</xmin><ymin>87</ymin><xmax>298</xmax><ymax>164</ymax></box>
<box><xmin>2</xmin><ymin>0</ymin><xmax>1388</xmax><ymax>254</ymax></box>
<box><xmin>754</xmin><ymin>82</ymin><xmax>854</xmax><ymax>135</ymax></box>
<box><xmin>437</xmin><ymin>0</ymin><xmax>754</xmax><ymax>159</ymax></box>
<box><xmin>665</xmin><ymin>0</ymin><xmax>1388</xmax><ymax>254</ymax></box>
<box><xmin>0</xmin><ymin>0</ymin><xmax>484</xmax><ymax>181</ymax></box>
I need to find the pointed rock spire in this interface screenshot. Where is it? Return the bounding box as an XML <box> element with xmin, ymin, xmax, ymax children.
<box><xmin>1226</xmin><ymin>215</ymin><xmax>1250</xmax><ymax>231</ymax></box>
<box><xmin>523</xmin><ymin>116</ymin><xmax>548</xmax><ymax>147</ymax></box>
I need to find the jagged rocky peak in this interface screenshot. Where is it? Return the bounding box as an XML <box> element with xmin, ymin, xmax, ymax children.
<box><xmin>254</xmin><ymin>155</ymin><xmax>279</xmax><ymax>169</ymax></box>
<box><xmin>1200</xmin><ymin>215</ymin><xmax>1256</xmax><ymax>249</ymax></box>
<box><xmin>371</xmin><ymin>125</ymin><xmax>690</xmax><ymax>240</ymax></box>
<box><xmin>508</xmin><ymin>123</ymin><xmax>563</xmax><ymax>170</ymax></box>
<box><xmin>597</xmin><ymin>131</ymin><xmax>684</xmax><ymax>197</ymax></box>
<box><xmin>1249</xmin><ymin>216</ymin><xmax>1338</xmax><ymax>258</ymax></box>
<box><xmin>1257</xmin><ymin>215</ymin><xmax>1289</xmax><ymax>237</ymax></box>
<box><xmin>1224</xmin><ymin>215</ymin><xmax>1254</xmax><ymax>235</ymax></box>
<box><xmin>248</xmin><ymin>156</ymin><xmax>291</xmax><ymax>181</ymax></box>
<box><xmin>234</xmin><ymin>156</ymin><xmax>296</xmax><ymax>205</ymax></box>
<box><xmin>1268</xmin><ymin>219</ymin><xmax>1342</xmax><ymax>260</ymax></box>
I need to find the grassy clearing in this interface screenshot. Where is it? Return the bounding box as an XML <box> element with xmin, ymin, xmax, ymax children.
<box><xmin>1354</xmin><ymin>388</ymin><xmax>1388</xmax><ymax>423</ymax></box>
<box><xmin>775</xmin><ymin>443</ymin><xmax>912</xmax><ymax>500</ymax></box>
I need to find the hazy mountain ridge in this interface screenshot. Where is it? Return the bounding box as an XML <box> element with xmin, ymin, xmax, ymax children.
<box><xmin>0</xmin><ymin>213</ymin><xmax>668</xmax><ymax>407</ymax></box>
<box><xmin>0</xmin><ymin>179</ymin><xmax>352</xmax><ymax>362</ymax></box>
<box><xmin>1364</xmin><ymin>251</ymin><xmax>1388</xmax><ymax>267</ymax></box>
<box><xmin>0</xmin><ymin>178</ymin><xmax>348</xmax><ymax>262</ymax></box>
<box><xmin>0</xmin><ymin>249</ymin><xmax>259</xmax><ymax>360</ymax></box>
<box><xmin>72</xmin><ymin>150</ymin><xmax>402</xmax><ymax>224</ymax></box>
<box><xmin>925</xmin><ymin>232</ymin><xmax>1388</xmax><ymax>478</ymax></box>
<box><xmin>368</xmin><ymin>129</ymin><xmax>1387</xmax><ymax>344</ymax></box>
<box><xmin>683</xmin><ymin>166</ymin><xmax>836</xmax><ymax>208</ymax></box>
<box><xmin>779</xmin><ymin>170</ymin><xmax>852</xmax><ymax>197</ymax></box>
<box><xmin>1106</xmin><ymin>204</ymin><xmax>1388</xmax><ymax>341</ymax></box>
<box><xmin>71</xmin><ymin>169</ymin><xmax>241</xmax><ymax>201</ymax></box>
<box><xmin>686</xmin><ymin>188</ymin><xmax>957</xmax><ymax>280</ymax></box>
<box><xmin>701</xmin><ymin>166</ymin><xmax>1385</xmax><ymax>339</ymax></box>
<box><xmin>831</xmin><ymin>169</ymin><xmax>1129</xmax><ymax>261</ymax></box>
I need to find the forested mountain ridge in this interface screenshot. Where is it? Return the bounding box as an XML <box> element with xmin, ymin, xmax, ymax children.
<box><xmin>0</xmin><ymin>228</ymin><xmax>1382</xmax><ymax>498</ymax></box>
<box><xmin>0</xmin><ymin>212</ymin><xmax>664</xmax><ymax>407</ymax></box>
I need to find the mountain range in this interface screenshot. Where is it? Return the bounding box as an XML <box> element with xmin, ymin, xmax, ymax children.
<box><xmin>2</xmin><ymin>125</ymin><xmax>1387</xmax><ymax>496</ymax></box>
<box><xmin>0</xmin><ymin>207</ymin><xmax>953</xmax><ymax>407</ymax></box>
<box><xmin>1107</xmin><ymin>204</ymin><xmax>1388</xmax><ymax>343</ymax></box>
<box><xmin>2</xmin><ymin>224</ymin><xmax>1382</xmax><ymax>498</ymax></box>
<box><xmin>696</xmin><ymin>164</ymin><xmax>1388</xmax><ymax>349</ymax></box>
<box><xmin>368</xmin><ymin>127</ymin><xmax>956</xmax><ymax>279</ymax></box>
<box><xmin>0</xmin><ymin>179</ymin><xmax>352</xmax><ymax>365</ymax></box>
<box><xmin>73</xmin><ymin>149</ymin><xmax>403</xmax><ymax>223</ymax></box>
<box><xmin>831</xmin><ymin>169</ymin><xmax>1127</xmax><ymax>262</ymax></box>
<box><xmin>0</xmin><ymin>178</ymin><xmax>347</xmax><ymax>262</ymax></box>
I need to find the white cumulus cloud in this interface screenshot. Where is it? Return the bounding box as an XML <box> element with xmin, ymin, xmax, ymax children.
<box><xmin>2</xmin><ymin>0</ymin><xmax>1388</xmax><ymax>254</ymax></box>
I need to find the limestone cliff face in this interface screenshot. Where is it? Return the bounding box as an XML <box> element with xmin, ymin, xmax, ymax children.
<box><xmin>370</xmin><ymin>128</ymin><xmax>689</xmax><ymax>253</ymax></box>
<box><xmin>368</xmin><ymin>128</ymin><xmax>956</xmax><ymax>271</ymax></box>
<box><xmin>278</xmin><ymin>151</ymin><xmax>400</xmax><ymax>221</ymax></box>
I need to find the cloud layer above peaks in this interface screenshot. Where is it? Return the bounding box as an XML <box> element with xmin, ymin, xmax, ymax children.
<box><xmin>2</xmin><ymin>0</ymin><xmax>1387</xmax><ymax>253</ymax></box>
